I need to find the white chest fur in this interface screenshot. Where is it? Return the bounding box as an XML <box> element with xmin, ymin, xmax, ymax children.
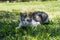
<box><xmin>16</xmin><ymin>19</ymin><xmax>40</xmax><ymax>29</ymax></box>
<box><xmin>30</xmin><ymin>20</ymin><xmax>40</xmax><ymax>27</ymax></box>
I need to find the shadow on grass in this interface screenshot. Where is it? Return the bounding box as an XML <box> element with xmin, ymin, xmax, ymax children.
<box><xmin>0</xmin><ymin>11</ymin><xmax>20</xmax><ymax>39</ymax></box>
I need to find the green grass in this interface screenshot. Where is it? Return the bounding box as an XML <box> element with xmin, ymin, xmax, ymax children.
<box><xmin>0</xmin><ymin>1</ymin><xmax>60</xmax><ymax>40</ymax></box>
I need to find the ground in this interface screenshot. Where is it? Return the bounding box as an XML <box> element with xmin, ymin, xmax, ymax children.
<box><xmin>0</xmin><ymin>1</ymin><xmax>60</xmax><ymax>40</ymax></box>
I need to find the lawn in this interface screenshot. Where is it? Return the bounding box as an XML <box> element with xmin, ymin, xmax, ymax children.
<box><xmin>0</xmin><ymin>1</ymin><xmax>60</xmax><ymax>40</ymax></box>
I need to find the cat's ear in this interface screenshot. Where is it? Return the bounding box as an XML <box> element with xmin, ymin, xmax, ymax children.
<box><xmin>29</xmin><ymin>12</ymin><xmax>33</xmax><ymax>16</ymax></box>
<box><xmin>20</xmin><ymin>12</ymin><xmax>23</xmax><ymax>16</ymax></box>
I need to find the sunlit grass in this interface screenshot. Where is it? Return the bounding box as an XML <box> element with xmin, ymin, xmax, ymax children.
<box><xmin>0</xmin><ymin>1</ymin><xmax>60</xmax><ymax>40</ymax></box>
